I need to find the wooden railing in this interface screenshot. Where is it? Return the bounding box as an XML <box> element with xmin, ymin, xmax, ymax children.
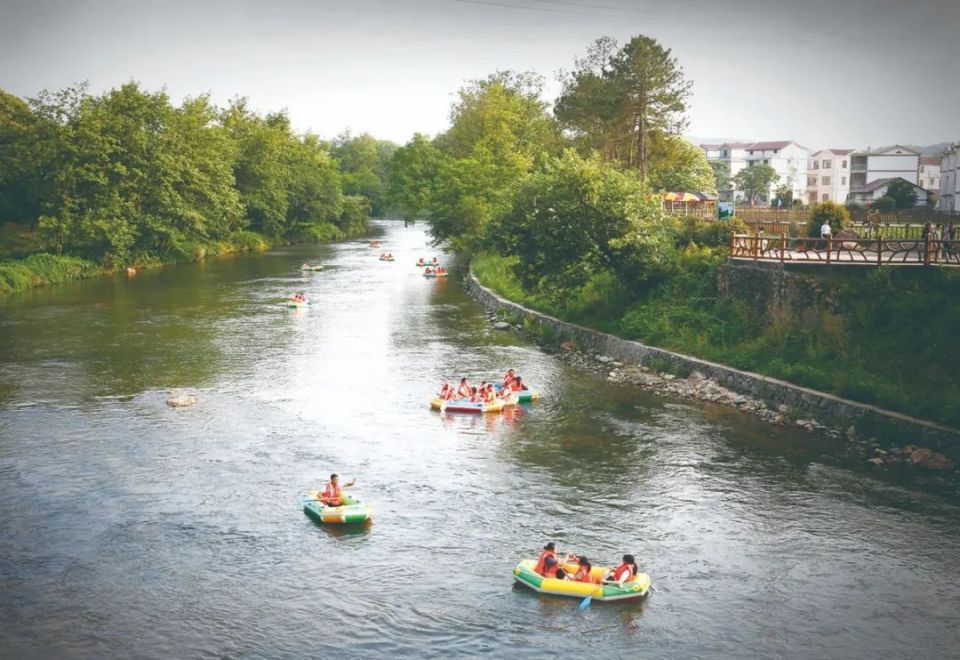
<box><xmin>729</xmin><ymin>233</ymin><xmax>960</xmax><ymax>266</ymax></box>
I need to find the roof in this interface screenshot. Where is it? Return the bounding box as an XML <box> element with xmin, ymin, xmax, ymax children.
<box><xmin>811</xmin><ymin>148</ymin><xmax>854</xmax><ymax>157</ymax></box>
<box><xmin>920</xmin><ymin>155</ymin><xmax>941</xmax><ymax>165</ymax></box>
<box><xmin>700</xmin><ymin>143</ymin><xmax>724</xmax><ymax>150</ymax></box>
<box><xmin>720</xmin><ymin>142</ymin><xmax>752</xmax><ymax>150</ymax></box>
<box><xmin>855</xmin><ymin>144</ymin><xmax>921</xmax><ymax>156</ymax></box>
<box><xmin>746</xmin><ymin>141</ymin><xmax>795</xmax><ymax>151</ymax></box>
<box><xmin>850</xmin><ymin>177</ymin><xmax>926</xmax><ymax>194</ymax></box>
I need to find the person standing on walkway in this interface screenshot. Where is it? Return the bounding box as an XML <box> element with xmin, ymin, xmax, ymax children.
<box><xmin>820</xmin><ymin>220</ymin><xmax>832</xmax><ymax>240</ymax></box>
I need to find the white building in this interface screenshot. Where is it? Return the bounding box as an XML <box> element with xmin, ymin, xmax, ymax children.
<box><xmin>806</xmin><ymin>149</ymin><xmax>854</xmax><ymax>204</ymax></box>
<box><xmin>742</xmin><ymin>141</ymin><xmax>810</xmax><ymax>202</ymax></box>
<box><xmin>919</xmin><ymin>156</ymin><xmax>941</xmax><ymax>193</ymax></box>
<box><xmin>850</xmin><ymin>145</ymin><xmax>921</xmax><ymax>188</ymax></box>
<box><xmin>939</xmin><ymin>146</ymin><xmax>959</xmax><ymax>212</ymax></box>
<box><xmin>701</xmin><ymin>142</ymin><xmax>751</xmax><ymax>200</ymax></box>
<box><xmin>848</xmin><ymin>177</ymin><xmax>929</xmax><ymax>207</ymax></box>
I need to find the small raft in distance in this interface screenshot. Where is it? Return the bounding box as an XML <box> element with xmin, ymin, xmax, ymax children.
<box><xmin>302</xmin><ymin>491</ymin><xmax>372</xmax><ymax>524</ymax></box>
<box><xmin>431</xmin><ymin>394</ymin><xmax>517</xmax><ymax>413</ymax></box>
<box><xmin>513</xmin><ymin>559</ymin><xmax>651</xmax><ymax>602</ymax></box>
<box><xmin>300</xmin><ymin>264</ymin><xmax>324</xmax><ymax>271</ymax></box>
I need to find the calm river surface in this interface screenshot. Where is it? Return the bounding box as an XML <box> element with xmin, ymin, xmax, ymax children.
<box><xmin>2</xmin><ymin>221</ymin><xmax>959</xmax><ymax>659</ymax></box>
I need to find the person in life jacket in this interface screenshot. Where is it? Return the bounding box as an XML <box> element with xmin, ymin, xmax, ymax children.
<box><xmin>508</xmin><ymin>376</ymin><xmax>527</xmax><ymax>392</ymax></box>
<box><xmin>483</xmin><ymin>384</ymin><xmax>497</xmax><ymax>403</ymax></box>
<box><xmin>457</xmin><ymin>378</ymin><xmax>472</xmax><ymax>399</ymax></box>
<box><xmin>318</xmin><ymin>473</ymin><xmax>355</xmax><ymax>507</ymax></box>
<box><xmin>438</xmin><ymin>382</ymin><xmax>452</xmax><ymax>399</ymax></box>
<box><xmin>502</xmin><ymin>369</ymin><xmax>516</xmax><ymax>387</ymax></box>
<box><xmin>604</xmin><ymin>554</ymin><xmax>638</xmax><ymax>585</ymax></box>
<box><xmin>425</xmin><ymin>267</ymin><xmax>433</xmax><ymax>274</ymax></box>
<box><xmin>569</xmin><ymin>556</ymin><xmax>596</xmax><ymax>583</ymax></box>
<box><xmin>468</xmin><ymin>386</ymin><xmax>482</xmax><ymax>403</ymax></box>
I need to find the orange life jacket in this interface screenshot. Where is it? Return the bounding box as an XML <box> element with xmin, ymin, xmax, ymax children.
<box><xmin>612</xmin><ymin>562</ymin><xmax>635</xmax><ymax>582</ymax></box>
<box><xmin>509</xmin><ymin>380</ymin><xmax>523</xmax><ymax>392</ymax></box>
<box><xmin>534</xmin><ymin>550</ymin><xmax>556</xmax><ymax>575</ymax></box>
<box><xmin>574</xmin><ymin>565</ymin><xmax>594</xmax><ymax>583</ymax></box>
<box><xmin>321</xmin><ymin>482</ymin><xmax>341</xmax><ymax>505</ymax></box>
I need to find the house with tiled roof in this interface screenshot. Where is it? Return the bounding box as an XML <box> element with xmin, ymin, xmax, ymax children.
<box><xmin>850</xmin><ymin>145</ymin><xmax>921</xmax><ymax>189</ymax></box>
<box><xmin>806</xmin><ymin>149</ymin><xmax>855</xmax><ymax>204</ymax></box>
<box><xmin>742</xmin><ymin>141</ymin><xmax>810</xmax><ymax>203</ymax></box>
<box><xmin>848</xmin><ymin>177</ymin><xmax>929</xmax><ymax>207</ymax></box>
<box><xmin>939</xmin><ymin>145</ymin><xmax>959</xmax><ymax>212</ymax></box>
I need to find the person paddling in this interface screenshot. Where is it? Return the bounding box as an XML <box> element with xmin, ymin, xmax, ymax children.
<box><xmin>569</xmin><ymin>556</ymin><xmax>596</xmax><ymax>583</ymax></box>
<box><xmin>318</xmin><ymin>473</ymin><xmax>355</xmax><ymax>507</ymax></box>
<box><xmin>604</xmin><ymin>554</ymin><xmax>638</xmax><ymax>585</ymax></box>
<box><xmin>457</xmin><ymin>377</ymin><xmax>472</xmax><ymax>399</ymax></box>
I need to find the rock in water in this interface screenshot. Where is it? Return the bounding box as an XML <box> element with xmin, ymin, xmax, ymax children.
<box><xmin>167</xmin><ymin>392</ymin><xmax>198</xmax><ymax>408</ymax></box>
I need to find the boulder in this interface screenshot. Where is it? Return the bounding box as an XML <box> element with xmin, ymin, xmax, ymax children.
<box><xmin>166</xmin><ymin>393</ymin><xmax>198</xmax><ymax>408</ymax></box>
<box><xmin>916</xmin><ymin>453</ymin><xmax>954</xmax><ymax>471</ymax></box>
<box><xmin>560</xmin><ymin>340</ymin><xmax>577</xmax><ymax>352</ymax></box>
<box><xmin>909</xmin><ymin>447</ymin><xmax>933</xmax><ymax>465</ymax></box>
<box><xmin>867</xmin><ymin>457</ymin><xmax>885</xmax><ymax>466</ymax></box>
<box><xmin>493</xmin><ymin>321</ymin><xmax>511</xmax><ymax>330</ymax></box>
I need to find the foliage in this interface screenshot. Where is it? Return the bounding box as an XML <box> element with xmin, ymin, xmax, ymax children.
<box><xmin>807</xmin><ymin>201</ymin><xmax>850</xmax><ymax>237</ymax></box>
<box><xmin>0</xmin><ymin>83</ymin><xmax>376</xmax><ymax>274</ymax></box>
<box><xmin>647</xmin><ymin>134</ymin><xmax>716</xmax><ymax>194</ymax></box>
<box><xmin>709</xmin><ymin>161</ymin><xmax>731</xmax><ymax>196</ymax></box>
<box><xmin>331</xmin><ymin>131</ymin><xmax>396</xmax><ymax>216</ymax></box>
<box><xmin>556</xmin><ymin>35</ymin><xmax>692</xmax><ymax>180</ymax></box>
<box><xmin>489</xmin><ymin>150</ymin><xmax>674</xmax><ymax>297</ymax></box>
<box><xmin>885</xmin><ymin>178</ymin><xmax>918</xmax><ymax>209</ymax></box>
<box><xmin>0</xmin><ymin>253</ymin><xmax>98</xmax><ymax>294</ymax></box>
<box><xmin>771</xmin><ymin>184</ymin><xmax>793</xmax><ymax>208</ymax></box>
<box><xmin>387</xmin><ymin>133</ymin><xmax>445</xmax><ymax>221</ymax></box>
<box><xmin>678</xmin><ymin>215</ymin><xmax>748</xmax><ymax>248</ymax></box>
<box><xmin>733</xmin><ymin>164</ymin><xmax>778</xmax><ymax>204</ymax></box>
<box><xmin>875</xmin><ymin>195</ymin><xmax>896</xmax><ymax>212</ymax></box>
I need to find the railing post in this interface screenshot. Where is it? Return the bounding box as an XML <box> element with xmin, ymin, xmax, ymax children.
<box><xmin>924</xmin><ymin>234</ymin><xmax>931</xmax><ymax>266</ymax></box>
<box><xmin>780</xmin><ymin>232</ymin><xmax>786</xmax><ymax>264</ymax></box>
<box><xmin>876</xmin><ymin>229</ymin><xmax>882</xmax><ymax>267</ymax></box>
<box><xmin>826</xmin><ymin>236</ymin><xmax>832</xmax><ymax>264</ymax></box>
<box><xmin>729</xmin><ymin>230</ymin><xmax>735</xmax><ymax>256</ymax></box>
<box><xmin>753</xmin><ymin>231</ymin><xmax>760</xmax><ymax>260</ymax></box>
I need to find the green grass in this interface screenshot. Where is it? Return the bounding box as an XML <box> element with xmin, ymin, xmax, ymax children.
<box><xmin>0</xmin><ymin>253</ymin><xmax>99</xmax><ymax>294</ymax></box>
<box><xmin>473</xmin><ymin>251</ymin><xmax>960</xmax><ymax>428</ymax></box>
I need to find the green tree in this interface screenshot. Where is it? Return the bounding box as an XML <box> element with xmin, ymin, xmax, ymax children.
<box><xmin>733</xmin><ymin>164</ymin><xmax>779</xmax><ymax>205</ymax></box>
<box><xmin>387</xmin><ymin>133</ymin><xmax>445</xmax><ymax>221</ymax></box>
<box><xmin>332</xmin><ymin>132</ymin><xmax>396</xmax><ymax>216</ymax></box>
<box><xmin>491</xmin><ymin>150</ymin><xmax>675</xmax><ymax>293</ymax></box>
<box><xmin>709</xmin><ymin>161</ymin><xmax>731</xmax><ymax>198</ymax></box>
<box><xmin>807</xmin><ymin>201</ymin><xmax>849</xmax><ymax>238</ymax></box>
<box><xmin>556</xmin><ymin>35</ymin><xmax>692</xmax><ymax>180</ymax></box>
<box><xmin>427</xmin><ymin>72</ymin><xmax>559</xmax><ymax>250</ymax></box>
<box><xmin>885</xmin><ymin>178</ymin><xmax>918</xmax><ymax>209</ymax></box>
<box><xmin>647</xmin><ymin>135</ymin><xmax>716</xmax><ymax>194</ymax></box>
<box><xmin>875</xmin><ymin>195</ymin><xmax>896</xmax><ymax>212</ymax></box>
<box><xmin>285</xmin><ymin>134</ymin><xmax>344</xmax><ymax>236</ymax></box>
<box><xmin>772</xmin><ymin>184</ymin><xmax>793</xmax><ymax>208</ymax></box>
<box><xmin>0</xmin><ymin>90</ymin><xmax>61</xmax><ymax>224</ymax></box>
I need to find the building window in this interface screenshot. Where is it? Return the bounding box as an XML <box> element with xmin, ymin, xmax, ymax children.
<box><xmin>808</xmin><ymin>176</ymin><xmax>817</xmax><ymax>186</ymax></box>
<box><xmin>763</xmin><ymin>159</ymin><xmax>768</xmax><ymax>164</ymax></box>
<box><xmin>842</xmin><ymin>160</ymin><xmax>847</xmax><ymax>168</ymax></box>
<box><xmin>822</xmin><ymin>176</ymin><xmax>831</xmax><ymax>185</ymax></box>
<box><xmin>841</xmin><ymin>176</ymin><xmax>846</xmax><ymax>185</ymax></box>
<box><xmin>722</xmin><ymin>150</ymin><xmax>728</xmax><ymax>157</ymax></box>
<box><xmin>813</xmin><ymin>161</ymin><xmax>819</xmax><ymax>169</ymax></box>
<box><xmin>773</xmin><ymin>149</ymin><xmax>779</xmax><ymax>154</ymax></box>
<box><xmin>822</xmin><ymin>193</ymin><xmax>830</xmax><ymax>201</ymax></box>
<box><xmin>823</xmin><ymin>159</ymin><xmax>832</xmax><ymax>168</ymax></box>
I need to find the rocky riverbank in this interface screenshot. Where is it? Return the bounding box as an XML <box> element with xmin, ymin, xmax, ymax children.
<box><xmin>483</xmin><ymin>309</ymin><xmax>957</xmax><ymax>483</ymax></box>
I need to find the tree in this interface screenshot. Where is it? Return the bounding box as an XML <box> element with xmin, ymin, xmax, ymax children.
<box><xmin>885</xmin><ymin>178</ymin><xmax>918</xmax><ymax>209</ymax></box>
<box><xmin>771</xmin><ymin>184</ymin><xmax>793</xmax><ymax>209</ymax></box>
<box><xmin>875</xmin><ymin>195</ymin><xmax>896</xmax><ymax>212</ymax></box>
<box><xmin>332</xmin><ymin>131</ymin><xmax>396</xmax><ymax>217</ymax></box>
<box><xmin>646</xmin><ymin>135</ymin><xmax>716</xmax><ymax>194</ymax></box>
<box><xmin>709</xmin><ymin>161</ymin><xmax>731</xmax><ymax>198</ymax></box>
<box><xmin>807</xmin><ymin>201</ymin><xmax>849</xmax><ymax>238</ymax></box>
<box><xmin>491</xmin><ymin>150</ymin><xmax>676</xmax><ymax>293</ymax></box>
<box><xmin>387</xmin><ymin>133</ymin><xmax>445</xmax><ymax>221</ymax></box>
<box><xmin>426</xmin><ymin>72</ymin><xmax>559</xmax><ymax>250</ymax></box>
<box><xmin>733</xmin><ymin>164</ymin><xmax>779</xmax><ymax>205</ymax></box>
<box><xmin>556</xmin><ymin>35</ymin><xmax>692</xmax><ymax>180</ymax></box>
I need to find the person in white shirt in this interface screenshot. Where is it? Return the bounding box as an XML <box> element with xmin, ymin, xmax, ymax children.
<box><xmin>820</xmin><ymin>222</ymin><xmax>832</xmax><ymax>239</ymax></box>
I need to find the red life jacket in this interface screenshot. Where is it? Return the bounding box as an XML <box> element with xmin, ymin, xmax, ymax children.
<box><xmin>457</xmin><ymin>383</ymin><xmax>471</xmax><ymax>398</ymax></box>
<box><xmin>321</xmin><ymin>482</ymin><xmax>341</xmax><ymax>505</ymax></box>
<box><xmin>534</xmin><ymin>550</ymin><xmax>556</xmax><ymax>575</ymax></box>
<box><xmin>509</xmin><ymin>380</ymin><xmax>523</xmax><ymax>392</ymax></box>
<box><xmin>612</xmin><ymin>562</ymin><xmax>635</xmax><ymax>582</ymax></box>
<box><xmin>574</xmin><ymin>565</ymin><xmax>594</xmax><ymax>583</ymax></box>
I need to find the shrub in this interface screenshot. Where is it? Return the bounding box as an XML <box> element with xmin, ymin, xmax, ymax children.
<box><xmin>807</xmin><ymin>201</ymin><xmax>850</xmax><ymax>237</ymax></box>
<box><xmin>875</xmin><ymin>196</ymin><xmax>896</xmax><ymax>212</ymax></box>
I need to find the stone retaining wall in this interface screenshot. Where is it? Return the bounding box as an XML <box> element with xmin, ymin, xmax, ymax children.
<box><xmin>466</xmin><ymin>270</ymin><xmax>960</xmax><ymax>451</ymax></box>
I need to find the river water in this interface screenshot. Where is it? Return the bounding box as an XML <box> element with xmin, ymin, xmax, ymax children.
<box><xmin>1</xmin><ymin>221</ymin><xmax>959</xmax><ymax>659</ymax></box>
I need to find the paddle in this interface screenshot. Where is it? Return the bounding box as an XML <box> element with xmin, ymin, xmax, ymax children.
<box><xmin>579</xmin><ymin>595</ymin><xmax>592</xmax><ymax>609</ymax></box>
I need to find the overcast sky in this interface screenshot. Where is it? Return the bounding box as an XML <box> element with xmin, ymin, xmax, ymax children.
<box><xmin>1</xmin><ymin>0</ymin><xmax>957</xmax><ymax>150</ymax></box>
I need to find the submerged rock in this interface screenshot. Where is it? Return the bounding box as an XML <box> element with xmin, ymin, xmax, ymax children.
<box><xmin>167</xmin><ymin>392</ymin><xmax>198</xmax><ymax>408</ymax></box>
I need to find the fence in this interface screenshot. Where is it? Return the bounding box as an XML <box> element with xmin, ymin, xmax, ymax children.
<box><xmin>729</xmin><ymin>233</ymin><xmax>960</xmax><ymax>266</ymax></box>
<box><xmin>733</xmin><ymin>207</ymin><xmax>960</xmax><ymax>226</ymax></box>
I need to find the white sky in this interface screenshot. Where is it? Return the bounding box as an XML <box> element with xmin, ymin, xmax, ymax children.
<box><xmin>1</xmin><ymin>0</ymin><xmax>958</xmax><ymax>150</ymax></box>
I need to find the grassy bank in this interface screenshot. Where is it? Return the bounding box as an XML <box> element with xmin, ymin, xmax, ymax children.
<box><xmin>0</xmin><ymin>221</ymin><xmax>360</xmax><ymax>296</ymax></box>
<box><xmin>473</xmin><ymin>251</ymin><xmax>960</xmax><ymax>428</ymax></box>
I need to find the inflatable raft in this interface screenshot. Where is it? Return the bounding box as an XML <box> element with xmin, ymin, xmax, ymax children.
<box><xmin>300</xmin><ymin>264</ymin><xmax>324</xmax><ymax>271</ymax></box>
<box><xmin>379</xmin><ymin>256</ymin><xmax>395</xmax><ymax>262</ymax></box>
<box><xmin>430</xmin><ymin>394</ymin><xmax>517</xmax><ymax>413</ymax></box>
<box><xmin>302</xmin><ymin>491</ymin><xmax>372</xmax><ymax>524</ymax></box>
<box><xmin>416</xmin><ymin>259</ymin><xmax>439</xmax><ymax>267</ymax></box>
<box><xmin>422</xmin><ymin>271</ymin><xmax>448</xmax><ymax>278</ymax></box>
<box><xmin>286</xmin><ymin>300</ymin><xmax>309</xmax><ymax>308</ymax></box>
<box><xmin>513</xmin><ymin>559</ymin><xmax>651</xmax><ymax>602</ymax></box>
<box><xmin>494</xmin><ymin>383</ymin><xmax>539</xmax><ymax>403</ymax></box>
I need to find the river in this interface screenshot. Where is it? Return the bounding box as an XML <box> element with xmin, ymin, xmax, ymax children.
<box><xmin>1</xmin><ymin>221</ymin><xmax>959</xmax><ymax>659</ymax></box>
